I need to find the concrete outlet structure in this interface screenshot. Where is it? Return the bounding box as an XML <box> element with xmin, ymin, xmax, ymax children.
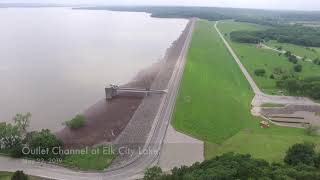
<box><xmin>105</xmin><ymin>84</ymin><xmax>167</xmax><ymax>100</ymax></box>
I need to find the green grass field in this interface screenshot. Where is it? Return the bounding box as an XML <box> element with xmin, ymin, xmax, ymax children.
<box><xmin>217</xmin><ymin>20</ymin><xmax>320</xmax><ymax>95</ymax></box>
<box><xmin>61</xmin><ymin>146</ymin><xmax>114</xmax><ymax>171</ymax></box>
<box><xmin>0</xmin><ymin>146</ymin><xmax>114</xmax><ymax>171</ymax></box>
<box><xmin>266</xmin><ymin>40</ymin><xmax>320</xmax><ymax>60</ymax></box>
<box><xmin>0</xmin><ymin>172</ymin><xmax>12</xmax><ymax>180</ymax></box>
<box><xmin>172</xmin><ymin>20</ymin><xmax>320</xmax><ymax>162</ymax></box>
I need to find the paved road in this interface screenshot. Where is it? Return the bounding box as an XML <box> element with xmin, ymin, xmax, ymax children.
<box><xmin>214</xmin><ymin>21</ymin><xmax>316</xmax><ymax>107</ymax></box>
<box><xmin>0</xmin><ymin>19</ymin><xmax>195</xmax><ymax>180</ymax></box>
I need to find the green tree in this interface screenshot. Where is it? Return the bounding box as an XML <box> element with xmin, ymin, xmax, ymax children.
<box><xmin>13</xmin><ymin>113</ymin><xmax>31</xmax><ymax>134</ymax></box>
<box><xmin>270</xmin><ymin>74</ymin><xmax>275</xmax><ymax>79</ymax></box>
<box><xmin>293</xmin><ymin>64</ymin><xmax>302</xmax><ymax>72</ymax></box>
<box><xmin>144</xmin><ymin>166</ymin><xmax>163</xmax><ymax>180</ymax></box>
<box><xmin>65</xmin><ymin>115</ymin><xmax>86</xmax><ymax>129</ymax></box>
<box><xmin>302</xmin><ymin>56</ymin><xmax>307</xmax><ymax>61</ymax></box>
<box><xmin>315</xmin><ymin>153</ymin><xmax>320</xmax><ymax>168</ymax></box>
<box><xmin>9</xmin><ymin>142</ymin><xmax>24</xmax><ymax>158</ymax></box>
<box><xmin>254</xmin><ymin>69</ymin><xmax>266</xmax><ymax>76</ymax></box>
<box><xmin>11</xmin><ymin>171</ymin><xmax>28</xmax><ymax>180</ymax></box>
<box><xmin>284</xmin><ymin>142</ymin><xmax>316</xmax><ymax>166</ymax></box>
<box><xmin>0</xmin><ymin>122</ymin><xmax>21</xmax><ymax>149</ymax></box>
<box><xmin>288</xmin><ymin>55</ymin><xmax>298</xmax><ymax>64</ymax></box>
<box><xmin>285</xmin><ymin>51</ymin><xmax>292</xmax><ymax>57</ymax></box>
<box><xmin>27</xmin><ymin>129</ymin><xmax>63</xmax><ymax>160</ymax></box>
<box><xmin>314</xmin><ymin>57</ymin><xmax>320</xmax><ymax>65</ymax></box>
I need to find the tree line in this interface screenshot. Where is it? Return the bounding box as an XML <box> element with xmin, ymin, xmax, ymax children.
<box><xmin>277</xmin><ymin>76</ymin><xmax>320</xmax><ymax>100</ymax></box>
<box><xmin>78</xmin><ymin>6</ymin><xmax>320</xmax><ymax>23</ymax></box>
<box><xmin>0</xmin><ymin>113</ymin><xmax>63</xmax><ymax>160</ymax></box>
<box><xmin>230</xmin><ymin>25</ymin><xmax>320</xmax><ymax>47</ymax></box>
<box><xmin>144</xmin><ymin>142</ymin><xmax>320</xmax><ymax>180</ymax></box>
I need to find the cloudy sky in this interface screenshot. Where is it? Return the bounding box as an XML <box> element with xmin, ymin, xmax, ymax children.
<box><xmin>1</xmin><ymin>0</ymin><xmax>320</xmax><ymax>11</ymax></box>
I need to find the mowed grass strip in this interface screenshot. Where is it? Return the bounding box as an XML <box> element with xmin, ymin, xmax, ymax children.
<box><xmin>172</xmin><ymin>20</ymin><xmax>255</xmax><ymax>144</ymax></box>
<box><xmin>172</xmin><ymin>20</ymin><xmax>320</xmax><ymax>162</ymax></box>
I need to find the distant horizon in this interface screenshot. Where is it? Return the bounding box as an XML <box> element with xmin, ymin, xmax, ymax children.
<box><xmin>0</xmin><ymin>0</ymin><xmax>320</xmax><ymax>11</ymax></box>
<box><xmin>1</xmin><ymin>3</ymin><xmax>320</xmax><ymax>12</ymax></box>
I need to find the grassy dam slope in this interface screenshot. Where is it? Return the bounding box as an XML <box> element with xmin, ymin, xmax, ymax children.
<box><xmin>172</xmin><ymin>20</ymin><xmax>320</xmax><ymax>162</ymax></box>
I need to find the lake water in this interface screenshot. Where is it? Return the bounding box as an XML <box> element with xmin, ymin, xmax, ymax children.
<box><xmin>0</xmin><ymin>8</ymin><xmax>187</xmax><ymax>131</ymax></box>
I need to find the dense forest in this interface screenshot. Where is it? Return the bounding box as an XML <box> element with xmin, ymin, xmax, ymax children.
<box><xmin>144</xmin><ymin>143</ymin><xmax>320</xmax><ymax>180</ymax></box>
<box><xmin>277</xmin><ymin>76</ymin><xmax>320</xmax><ymax>100</ymax></box>
<box><xmin>77</xmin><ymin>6</ymin><xmax>230</xmax><ymax>21</ymax></box>
<box><xmin>230</xmin><ymin>25</ymin><xmax>320</xmax><ymax>47</ymax></box>
<box><xmin>77</xmin><ymin>6</ymin><xmax>320</xmax><ymax>23</ymax></box>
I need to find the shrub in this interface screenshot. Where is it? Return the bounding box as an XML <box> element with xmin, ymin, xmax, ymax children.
<box><xmin>302</xmin><ymin>56</ymin><xmax>307</xmax><ymax>61</ymax></box>
<box><xmin>27</xmin><ymin>129</ymin><xmax>63</xmax><ymax>160</ymax></box>
<box><xmin>254</xmin><ymin>69</ymin><xmax>266</xmax><ymax>76</ymax></box>
<box><xmin>285</xmin><ymin>51</ymin><xmax>292</xmax><ymax>57</ymax></box>
<box><xmin>144</xmin><ymin>166</ymin><xmax>163</xmax><ymax>180</ymax></box>
<box><xmin>293</xmin><ymin>64</ymin><xmax>302</xmax><ymax>72</ymax></box>
<box><xmin>9</xmin><ymin>142</ymin><xmax>24</xmax><ymax>158</ymax></box>
<box><xmin>65</xmin><ymin>115</ymin><xmax>86</xmax><ymax>129</ymax></box>
<box><xmin>288</xmin><ymin>55</ymin><xmax>298</xmax><ymax>64</ymax></box>
<box><xmin>284</xmin><ymin>142</ymin><xmax>316</xmax><ymax>166</ymax></box>
<box><xmin>273</xmin><ymin>67</ymin><xmax>285</xmax><ymax>75</ymax></box>
<box><xmin>315</xmin><ymin>153</ymin><xmax>320</xmax><ymax>168</ymax></box>
<box><xmin>270</xmin><ymin>74</ymin><xmax>275</xmax><ymax>79</ymax></box>
<box><xmin>0</xmin><ymin>123</ymin><xmax>21</xmax><ymax>149</ymax></box>
<box><xmin>11</xmin><ymin>171</ymin><xmax>28</xmax><ymax>180</ymax></box>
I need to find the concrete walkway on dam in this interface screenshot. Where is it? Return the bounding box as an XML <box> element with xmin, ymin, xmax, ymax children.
<box><xmin>159</xmin><ymin>125</ymin><xmax>204</xmax><ymax>171</ymax></box>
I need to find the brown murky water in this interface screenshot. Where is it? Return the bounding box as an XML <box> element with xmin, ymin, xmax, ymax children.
<box><xmin>0</xmin><ymin>7</ymin><xmax>187</xmax><ymax>131</ymax></box>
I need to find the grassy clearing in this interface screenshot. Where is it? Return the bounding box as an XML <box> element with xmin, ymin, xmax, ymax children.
<box><xmin>266</xmin><ymin>40</ymin><xmax>320</xmax><ymax>60</ymax></box>
<box><xmin>172</xmin><ymin>20</ymin><xmax>320</xmax><ymax>162</ymax></box>
<box><xmin>218</xmin><ymin>20</ymin><xmax>320</xmax><ymax>95</ymax></box>
<box><xmin>205</xmin><ymin>130</ymin><xmax>320</xmax><ymax>162</ymax></box>
<box><xmin>61</xmin><ymin>146</ymin><xmax>114</xmax><ymax>171</ymax></box>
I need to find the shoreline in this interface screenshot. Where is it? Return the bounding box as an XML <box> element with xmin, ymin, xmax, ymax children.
<box><xmin>56</xmin><ymin>20</ymin><xmax>192</xmax><ymax>149</ymax></box>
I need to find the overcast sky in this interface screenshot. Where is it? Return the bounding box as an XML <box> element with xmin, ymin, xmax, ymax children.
<box><xmin>1</xmin><ymin>0</ymin><xmax>320</xmax><ymax>11</ymax></box>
